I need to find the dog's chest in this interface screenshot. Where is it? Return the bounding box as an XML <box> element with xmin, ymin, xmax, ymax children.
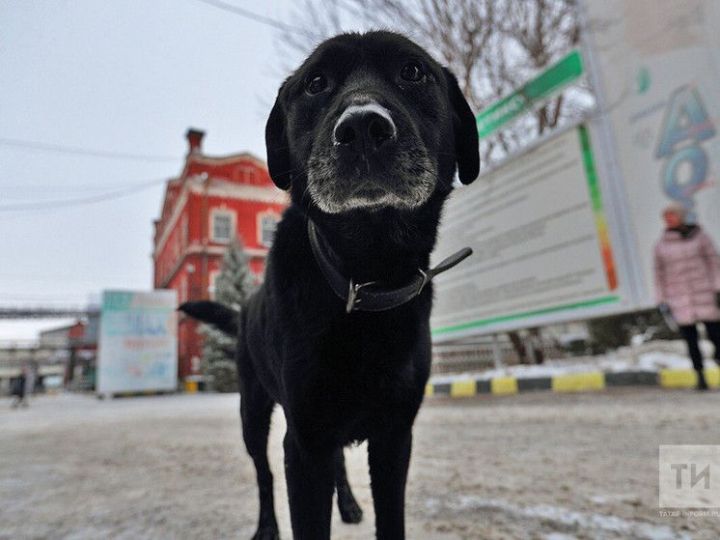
<box><xmin>291</xmin><ymin>364</ymin><xmax>421</xmax><ymax>445</ymax></box>
<box><xmin>285</xmin><ymin>312</ymin><xmax>430</xmax><ymax>444</ymax></box>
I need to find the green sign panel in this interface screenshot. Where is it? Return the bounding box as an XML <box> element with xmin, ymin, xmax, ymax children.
<box><xmin>476</xmin><ymin>49</ymin><xmax>584</xmax><ymax>139</ymax></box>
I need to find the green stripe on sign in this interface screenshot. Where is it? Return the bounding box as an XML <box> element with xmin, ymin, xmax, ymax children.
<box><xmin>432</xmin><ymin>295</ymin><xmax>619</xmax><ymax>336</ymax></box>
<box><xmin>476</xmin><ymin>50</ymin><xmax>584</xmax><ymax>139</ymax></box>
<box><xmin>578</xmin><ymin>125</ymin><xmax>602</xmax><ymax>213</ymax></box>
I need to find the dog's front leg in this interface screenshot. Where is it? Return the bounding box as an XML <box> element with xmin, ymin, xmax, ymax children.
<box><xmin>368</xmin><ymin>428</ymin><xmax>412</xmax><ymax>540</ymax></box>
<box><xmin>283</xmin><ymin>432</ymin><xmax>335</xmax><ymax>540</ymax></box>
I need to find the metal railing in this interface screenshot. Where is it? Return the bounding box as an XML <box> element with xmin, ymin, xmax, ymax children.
<box><xmin>0</xmin><ymin>306</ymin><xmax>99</xmax><ymax>319</ymax></box>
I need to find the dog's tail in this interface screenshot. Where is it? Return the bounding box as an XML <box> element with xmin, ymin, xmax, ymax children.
<box><xmin>178</xmin><ymin>301</ymin><xmax>239</xmax><ymax>336</ymax></box>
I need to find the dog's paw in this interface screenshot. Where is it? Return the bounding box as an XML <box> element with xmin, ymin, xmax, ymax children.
<box><xmin>251</xmin><ymin>526</ymin><xmax>280</xmax><ymax>540</ymax></box>
<box><xmin>338</xmin><ymin>495</ymin><xmax>363</xmax><ymax>524</ymax></box>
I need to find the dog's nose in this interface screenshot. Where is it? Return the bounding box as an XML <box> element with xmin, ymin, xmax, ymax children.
<box><xmin>333</xmin><ymin>103</ymin><xmax>397</xmax><ymax>152</ymax></box>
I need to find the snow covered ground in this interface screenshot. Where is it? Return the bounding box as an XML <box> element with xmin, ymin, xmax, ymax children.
<box><xmin>2</xmin><ymin>389</ymin><xmax>719</xmax><ymax>539</ymax></box>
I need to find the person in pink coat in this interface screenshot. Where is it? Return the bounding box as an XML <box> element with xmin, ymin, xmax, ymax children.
<box><xmin>654</xmin><ymin>202</ymin><xmax>720</xmax><ymax>390</ymax></box>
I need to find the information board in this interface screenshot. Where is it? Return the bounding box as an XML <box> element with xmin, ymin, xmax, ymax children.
<box><xmin>431</xmin><ymin>125</ymin><xmax>634</xmax><ymax>341</ymax></box>
<box><xmin>97</xmin><ymin>289</ymin><xmax>178</xmax><ymax>395</ymax></box>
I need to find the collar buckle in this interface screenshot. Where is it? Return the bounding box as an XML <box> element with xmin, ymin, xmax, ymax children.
<box><xmin>346</xmin><ymin>279</ymin><xmax>377</xmax><ymax>313</ymax></box>
<box><xmin>415</xmin><ymin>268</ymin><xmax>431</xmax><ymax>297</ymax></box>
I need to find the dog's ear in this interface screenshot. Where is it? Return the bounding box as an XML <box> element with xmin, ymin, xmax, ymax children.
<box><xmin>265</xmin><ymin>81</ymin><xmax>292</xmax><ymax>190</ymax></box>
<box><xmin>443</xmin><ymin>68</ymin><xmax>479</xmax><ymax>185</ymax></box>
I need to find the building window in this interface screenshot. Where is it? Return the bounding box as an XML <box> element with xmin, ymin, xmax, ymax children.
<box><xmin>211</xmin><ymin>210</ymin><xmax>235</xmax><ymax>243</ymax></box>
<box><xmin>258</xmin><ymin>212</ymin><xmax>279</xmax><ymax>248</ymax></box>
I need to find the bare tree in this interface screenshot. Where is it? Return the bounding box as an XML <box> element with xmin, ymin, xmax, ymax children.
<box><xmin>278</xmin><ymin>0</ymin><xmax>592</xmax><ymax>164</ymax></box>
<box><xmin>499</xmin><ymin>0</ymin><xmax>582</xmax><ymax>134</ymax></box>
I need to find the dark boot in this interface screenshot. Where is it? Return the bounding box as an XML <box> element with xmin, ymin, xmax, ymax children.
<box><xmin>697</xmin><ymin>370</ymin><xmax>709</xmax><ymax>391</ymax></box>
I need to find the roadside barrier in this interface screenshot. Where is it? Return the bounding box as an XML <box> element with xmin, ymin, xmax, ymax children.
<box><xmin>425</xmin><ymin>367</ymin><xmax>720</xmax><ymax>397</ymax></box>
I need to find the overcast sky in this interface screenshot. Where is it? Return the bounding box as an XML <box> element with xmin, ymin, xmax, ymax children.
<box><xmin>0</xmin><ymin>0</ymin><xmax>366</xmax><ymax>340</ymax></box>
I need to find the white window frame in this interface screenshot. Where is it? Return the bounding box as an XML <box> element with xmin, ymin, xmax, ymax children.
<box><xmin>210</xmin><ymin>209</ymin><xmax>236</xmax><ymax>244</ymax></box>
<box><xmin>257</xmin><ymin>210</ymin><xmax>280</xmax><ymax>248</ymax></box>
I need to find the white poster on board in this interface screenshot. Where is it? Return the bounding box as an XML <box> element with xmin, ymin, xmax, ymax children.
<box><xmin>97</xmin><ymin>289</ymin><xmax>178</xmax><ymax>394</ymax></box>
<box><xmin>585</xmin><ymin>0</ymin><xmax>720</xmax><ymax>307</ymax></box>
<box><xmin>431</xmin><ymin>125</ymin><xmax>630</xmax><ymax>341</ymax></box>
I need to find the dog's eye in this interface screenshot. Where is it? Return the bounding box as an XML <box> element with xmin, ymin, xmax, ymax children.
<box><xmin>305</xmin><ymin>73</ymin><xmax>328</xmax><ymax>95</ymax></box>
<box><xmin>400</xmin><ymin>62</ymin><xmax>425</xmax><ymax>82</ymax></box>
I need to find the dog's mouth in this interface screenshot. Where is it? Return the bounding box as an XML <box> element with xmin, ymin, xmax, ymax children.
<box><xmin>341</xmin><ymin>182</ymin><xmax>405</xmax><ymax>211</ymax></box>
<box><xmin>348</xmin><ymin>181</ymin><xmax>386</xmax><ymax>199</ymax></box>
<box><xmin>307</xmin><ymin>148</ymin><xmax>436</xmax><ymax>214</ymax></box>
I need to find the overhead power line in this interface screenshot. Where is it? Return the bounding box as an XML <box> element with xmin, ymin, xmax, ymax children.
<box><xmin>191</xmin><ymin>0</ymin><xmax>307</xmax><ymax>34</ymax></box>
<box><xmin>0</xmin><ymin>136</ymin><xmax>179</xmax><ymax>163</ymax></box>
<box><xmin>2</xmin><ymin>179</ymin><xmax>162</xmax><ymax>192</ymax></box>
<box><xmin>0</xmin><ymin>271</ymin><xmax>138</xmax><ymax>283</ymax></box>
<box><xmin>0</xmin><ymin>178</ymin><xmax>166</xmax><ymax>212</ymax></box>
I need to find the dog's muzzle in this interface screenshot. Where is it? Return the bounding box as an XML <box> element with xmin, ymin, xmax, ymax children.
<box><xmin>332</xmin><ymin>102</ymin><xmax>397</xmax><ymax>154</ymax></box>
<box><xmin>307</xmin><ymin>97</ymin><xmax>435</xmax><ymax>214</ymax></box>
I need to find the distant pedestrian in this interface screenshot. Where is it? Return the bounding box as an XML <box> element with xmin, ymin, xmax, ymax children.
<box><xmin>654</xmin><ymin>203</ymin><xmax>720</xmax><ymax>390</ymax></box>
<box><xmin>10</xmin><ymin>369</ymin><xmax>26</xmax><ymax>408</ymax></box>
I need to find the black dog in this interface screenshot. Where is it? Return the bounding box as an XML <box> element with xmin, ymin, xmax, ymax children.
<box><xmin>180</xmin><ymin>31</ymin><xmax>478</xmax><ymax>540</ymax></box>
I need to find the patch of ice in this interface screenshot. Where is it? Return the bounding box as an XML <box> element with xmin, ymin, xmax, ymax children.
<box><xmin>637</xmin><ymin>351</ymin><xmax>715</xmax><ymax>371</ymax></box>
<box><xmin>588</xmin><ymin>493</ymin><xmax>641</xmax><ymax>506</ymax></box>
<box><xmin>427</xmin><ymin>495</ymin><xmax>691</xmax><ymax>540</ymax></box>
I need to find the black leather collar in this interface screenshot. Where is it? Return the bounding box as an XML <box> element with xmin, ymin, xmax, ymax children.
<box><xmin>307</xmin><ymin>219</ymin><xmax>472</xmax><ymax>313</ymax></box>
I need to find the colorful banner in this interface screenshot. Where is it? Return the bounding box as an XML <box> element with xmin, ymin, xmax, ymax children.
<box><xmin>97</xmin><ymin>290</ymin><xmax>178</xmax><ymax>394</ymax></box>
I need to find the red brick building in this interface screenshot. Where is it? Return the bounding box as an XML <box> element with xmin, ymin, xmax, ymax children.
<box><xmin>153</xmin><ymin>129</ymin><xmax>288</xmax><ymax>382</ymax></box>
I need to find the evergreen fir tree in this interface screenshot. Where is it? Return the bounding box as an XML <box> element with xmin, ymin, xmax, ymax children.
<box><xmin>201</xmin><ymin>239</ymin><xmax>256</xmax><ymax>392</ymax></box>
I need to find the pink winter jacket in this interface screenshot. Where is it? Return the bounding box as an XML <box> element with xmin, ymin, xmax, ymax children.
<box><xmin>654</xmin><ymin>226</ymin><xmax>720</xmax><ymax>325</ymax></box>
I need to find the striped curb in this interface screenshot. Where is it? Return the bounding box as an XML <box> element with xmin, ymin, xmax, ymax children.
<box><xmin>425</xmin><ymin>367</ymin><xmax>720</xmax><ymax>398</ymax></box>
